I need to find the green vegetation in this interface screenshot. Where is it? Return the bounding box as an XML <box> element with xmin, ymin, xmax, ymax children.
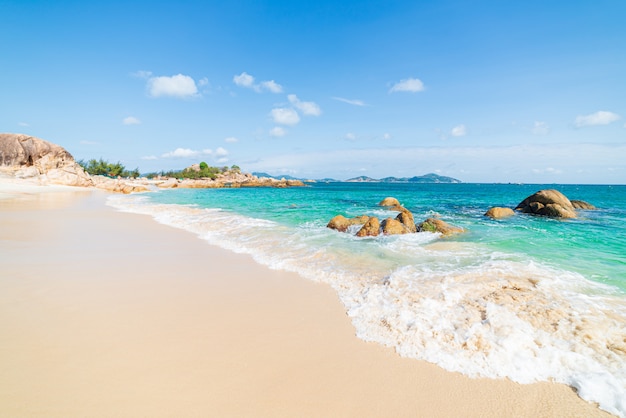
<box><xmin>78</xmin><ymin>158</ymin><xmax>140</xmax><ymax>178</ymax></box>
<box><xmin>144</xmin><ymin>163</ymin><xmax>242</xmax><ymax>180</ymax></box>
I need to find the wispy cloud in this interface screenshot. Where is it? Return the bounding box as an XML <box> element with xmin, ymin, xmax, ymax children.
<box><xmin>270</xmin><ymin>127</ymin><xmax>287</xmax><ymax>137</ymax></box>
<box><xmin>233</xmin><ymin>72</ymin><xmax>283</xmax><ymax>93</ymax></box>
<box><xmin>389</xmin><ymin>77</ymin><xmax>424</xmax><ymax>93</ymax></box>
<box><xmin>574</xmin><ymin>111</ymin><xmax>620</xmax><ymax>127</ymax></box>
<box><xmin>288</xmin><ymin>94</ymin><xmax>321</xmax><ymax>116</ymax></box>
<box><xmin>333</xmin><ymin>97</ymin><xmax>366</xmax><ymax>106</ymax></box>
<box><xmin>18</xmin><ymin>121</ymin><xmax>29</xmax><ymax>127</ymax></box>
<box><xmin>451</xmin><ymin>124</ymin><xmax>467</xmax><ymax>137</ymax></box>
<box><xmin>270</xmin><ymin>108</ymin><xmax>300</xmax><ymax>125</ymax></box>
<box><xmin>123</xmin><ymin>116</ymin><xmax>141</xmax><ymax>125</ymax></box>
<box><xmin>531</xmin><ymin>121</ymin><xmax>550</xmax><ymax>135</ymax></box>
<box><xmin>161</xmin><ymin>147</ymin><xmax>214</xmax><ymax>158</ymax></box>
<box><xmin>147</xmin><ymin>74</ymin><xmax>200</xmax><ymax>99</ymax></box>
<box><xmin>141</xmin><ymin>155</ymin><xmax>158</xmax><ymax>160</ymax></box>
<box><xmin>224</xmin><ymin>136</ymin><xmax>239</xmax><ymax>143</ymax></box>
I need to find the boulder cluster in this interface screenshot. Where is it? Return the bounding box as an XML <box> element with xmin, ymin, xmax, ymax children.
<box><xmin>485</xmin><ymin>189</ymin><xmax>596</xmax><ymax>219</ymax></box>
<box><xmin>327</xmin><ymin>197</ymin><xmax>464</xmax><ymax>238</ymax></box>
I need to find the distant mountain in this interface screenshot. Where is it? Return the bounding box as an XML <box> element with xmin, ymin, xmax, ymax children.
<box><xmin>346</xmin><ymin>173</ymin><xmax>461</xmax><ymax>183</ymax></box>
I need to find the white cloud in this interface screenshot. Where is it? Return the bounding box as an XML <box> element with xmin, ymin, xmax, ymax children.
<box><xmin>123</xmin><ymin>116</ymin><xmax>141</xmax><ymax>125</ymax></box>
<box><xmin>147</xmin><ymin>74</ymin><xmax>199</xmax><ymax>98</ymax></box>
<box><xmin>382</xmin><ymin>133</ymin><xmax>392</xmax><ymax>140</ymax></box>
<box><xmin>270</xmin><ymin>127</ymin><xmax>286</xmax><ymax>137</ymax></box>
<box><xmin>225</xmin><ymin>136</ymin><xmax>239</xmax><ymax>143</ymax></box>
<box><xmin>288</xmin><ymin>94</ymin><xmax>321</xmax><ymax>116</ymax></box>
<box><xmin>233</xmin><ymin>72</ymin><xmax>255</xmax><ymax>88</ymax></box>
<box><xmin>270</xmin><ymin>107</ymin><xmax>300</xmax><ymax>125</ymax></box>
<box><xmin>18</xmin><ymin>121</ymin><xmax>29</xmax><ymax>127</ymax></box>
<box><xmin>215</xmin><ymin>147</ymin><xmax>229</xmax><ymax>157</ymax></box>
<box><xmin>451</xmin><ymin>124</ymin><xmax>467</xmax><ymax>137</ymax></box>
<box><xmin>389</xmin><ymin>77</ymin><xmax>425</xmax><ymax>93</ymax></box>
<box><xmin>333</xmin><ymin>97</ymin><xmax>366</xmax><ymax>106</ymax></box>
<box><xmin>345</xmin><ymin>133</ymin><xmax>357</xmax><ymax>141</ymax></box>
<box><xmin>141</xmin><ymin>155</ymin><xmax>158</xmax><ymax>160</ymax></box>
<box><xmin>161</xmin><ymin>148</ymin><xmax>213</xmax><ymax>158</ymax></box>
<box><xmin>233</xmin><ymin>72</ymin><xmax>283</xmax><ymax>93</ymax></box>
<box><xmin>531</xmin><ymin>121</ymin><xmax>549</xmax><ymax>135</ymax></box>
<box><xmin>217</xmin><ymin>157</ymin><xmax>229</xmax><ymax>164</ymax></box>
<box><xmin>261</xmin><ymin>80</ymin><xmax>283</xmax><ymax>93</ymax></box>
<box><xmin>574</xmin><ymin>111</ymin><xmax>621</xmax><ymax>127</ymax></box>
<box><xmin>132</xmin><ymin>70</ymin><xmax>153</xmax><ymax>79</ymax></box>
<box><xmin>198</xmin><ymin>77</ymin><xmax>209</xmax><ymax>87</ymax></box>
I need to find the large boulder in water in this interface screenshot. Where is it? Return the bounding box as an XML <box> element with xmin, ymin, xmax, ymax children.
<box><xmin>327</xmin><ymin>214</ymin><xmax>369</xmax><ymax>232</ymax></box>
<box><xmin>395</xmin><ymin>209</ymin><xmax>417</xmax><ymax>233</ymax></box>
<box><xmin>356</xmin><ymin>217</ymin><xmax>380</xmax><ymax>237</ymax></box>
<box><xmin>417</xmin><ymin>218</ymin><xmax>464</xmax><ymax>236</ymax></box>
<box><xmin>484</xmin><ymin>207</ymin><xmax>515</xmax><ymax>219</ymax></box>
<box><xmin>381</xmin><ymin>218</ymin><xmax>410</xmax><ymax>235</ymax></box>
<box><xmin>515</xmin><ymin>189</ymin><xmax>577</xmax><ymax>218</ymax></box>
<box><xmin>379</xmin><ymin>197</ymin><xmax>401</xmax><ymax>207</ymax></box>
<box><xmin>0</xmin><ymin>133</ymin><xmax>93</xmax><ymax>187</ymax></box>
<box><xmin>571</xmin><ymin>200</ymin><xmax>596</xmax><ymax>210</ymax></box>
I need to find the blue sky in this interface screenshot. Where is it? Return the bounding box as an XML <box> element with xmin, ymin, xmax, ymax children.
<box><xmin>2</xmin><ymin>0</ymin><xmax>625</xmax><ymax>183</ymax></box>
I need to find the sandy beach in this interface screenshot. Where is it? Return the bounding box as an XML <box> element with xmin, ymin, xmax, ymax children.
<box><xmin>0</xmin><ymin>181</ymin><xmax>611</xmax><ymax>417</ymax></box>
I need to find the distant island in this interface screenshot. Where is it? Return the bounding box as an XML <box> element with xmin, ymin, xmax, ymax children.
<box><xmin>253</xmin><ymin>172</ymin><xmax>462</xmax><ymax>184</ymax></box>
<box><xmin>345</xmin><ymin>173</ymin><xmax>461</xmax><ymax>183</ymax></box>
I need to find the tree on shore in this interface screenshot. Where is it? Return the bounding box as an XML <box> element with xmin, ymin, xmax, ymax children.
<box><xmin>77</xmin><ymin>158</ymin><xmax>139</xmax><ymax>178</ymax></box>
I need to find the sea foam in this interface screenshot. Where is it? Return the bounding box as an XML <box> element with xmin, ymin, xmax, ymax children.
<box><xmin>108</xmin><ymin>194</ymin><xmax>626</xmax><ymax>416</ymax></box>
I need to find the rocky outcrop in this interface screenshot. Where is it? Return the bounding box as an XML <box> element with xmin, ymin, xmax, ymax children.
<box><xmin>417</xmin><ymin>218</ymin><xmax>465</xmax><ymax>236</ymax></box>
<box><xmin>395</xmin><ymin>210</ymin><xmax>417</xmax><ymax>233</ymax></box>
<box><xmin>0</xmin><ymin>133</ymin><xmax>93</xmax><ymax>187</ymax></box>
<box><xmin>381</xmin><ymin>218</ymin><xmax>410</xmax><ymax>235</ymax></box>
<box><xmin>515</xmin><ymin>189</ymin><xmax>577</xmax><ymax>218</ymax></box>
<box><xmin>571</xmin><ymin>200</ymin><xmax>596</xmax><ymax>210</ymax></box>
<box><xmin>379</xmin><ymin>197</ymin><xmax>401</xmax><ymax>207</ymax></box>
<box><xmin>327</xmin><ymin>215</ymin><xmax>369</xmax><ymax>232</ymax></box>
<box><xmin>484</xmin><ymin>207</ymin><xmax>515</xmax><ymax>219</ymax></box>
<box><xmin>356</xmin><ymin>217</ymin><xmax>380</xmax><ymax>237</ymax></box>
<box><xmin>91</xmin><ymin>176</ymin><xmax>149</xmax><ymax>194</ymax></box>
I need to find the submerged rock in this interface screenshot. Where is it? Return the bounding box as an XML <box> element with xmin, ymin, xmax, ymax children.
<box><xmin>515</xmin><ymin>189</ymin><xmax>577</xmax><ymax>218</ymax></box>
<box><xmin>417</xmin><ymin>218</ymin><xmax>464</xmax><ymax>236</ymax></box>
<box><xmin>484</xmin><ymin>207</ymin><xmax>515</xmax><ymax>219</ymax></box>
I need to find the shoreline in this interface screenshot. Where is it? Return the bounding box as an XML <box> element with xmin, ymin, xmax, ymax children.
<box><xmin>0</xmin><ymin>181</ymin><xmax>611</xmax><ymax>417</ymax></box>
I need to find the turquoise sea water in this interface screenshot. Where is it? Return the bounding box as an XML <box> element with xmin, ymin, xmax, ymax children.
<box><xmin>109</xmin><ymin>183</ymin><xmax>626</xmax><ymax>416</ymax></box>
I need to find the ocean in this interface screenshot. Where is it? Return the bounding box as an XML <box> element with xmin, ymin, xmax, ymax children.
<box><xmin>108</xmin><ymin>182</ymin><xmax>626</xmax><ymax>416</ymax></box>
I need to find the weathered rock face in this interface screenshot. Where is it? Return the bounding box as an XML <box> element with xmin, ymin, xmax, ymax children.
<box><xmin>417</xmin><ymin>218</ymin><xmax>464</xmax><ymax>236</ymax></box>
<box><xmin>484</xmin><ymin>207</ymin><xmax>515</xmax><ymax>219</ymax></box>
<box><xmin>381</xmin><ymin>218</ymin><xmax>409</xmax><ymax>235</ymax></box>
<box><xmin>356</xmin><ymin>217</ymin><xmax>380</xmax><ymax>237</ymax></box>
<box><xmin>379</xmin><ymin>197</ymin><xmax>401</xmax><ymax>207</ymax></box>
<box><xmin>91</xmin><ymin>176</ymin><xmax>149</xmax><ymax>194</ymax></box>
<box><xmin>515</xmin><ymin>189</ymin><xmax>577</xmax><ymax>218</ymax></box>
<box><xmin>0</xmin><ymin>133</ymin><xmax>93</xmax><ymax>187</ymax></box>
<box><xmin>395</xmin><ymin>210</ymin><xmax>417</xmax><ymax>232</ymax></box>
<box><xmin>327</xmin><ymin>215</ymin><xmax>369</xmax><ymax>232</ymax></box>
<box><xmin>571</xmin><ymin>200</ymin><xmax>596</xmax><ymax>210</ymax></box>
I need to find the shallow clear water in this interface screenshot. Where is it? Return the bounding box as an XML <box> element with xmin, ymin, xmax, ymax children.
<box><xmin>109</xmin><ymin>182</ymin><xmax>626</xmax><ymax>416</ymax></box>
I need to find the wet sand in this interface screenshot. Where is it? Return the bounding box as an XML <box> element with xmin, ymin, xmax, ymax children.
<box><xmin>0</xmin><ymin>181</ymin><xmax>610</xmax><ymax>417</ymax></box>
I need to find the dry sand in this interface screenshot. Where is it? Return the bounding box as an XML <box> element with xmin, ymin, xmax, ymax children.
<box><xmin>0</xmin><ymin>181</ymin><xmax>611</xmax><ymax>417</ymax></box>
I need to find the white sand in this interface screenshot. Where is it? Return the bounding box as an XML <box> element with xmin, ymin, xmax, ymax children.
<box><xmin>0</xmin><ymin>180</ymin><xmax>611</xmax><ymax>417</ymax></box>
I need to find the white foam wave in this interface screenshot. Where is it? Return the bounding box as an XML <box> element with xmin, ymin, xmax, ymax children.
<box><xmin>108</xmin><ymin>194</ymin><xmax>626</xmax><ymax>417</ymax></box>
